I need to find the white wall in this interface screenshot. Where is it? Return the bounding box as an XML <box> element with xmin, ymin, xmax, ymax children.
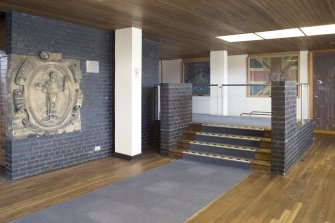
<box><xmin>227</xmin><ymin>55</ymin><xmax>271</xmax><ymax>116</ymax></box>
<box><xmin>160</xmin><ymin>52</ymin><xmax>310</xmax><ymax>119</ymax></box>
<box><xmin>228</xmin><ymin>52</ymin><xmax>310</xmax><ymax>119</ymax></box>
<box><xmin>161</xmin><ymin>59</ymin><xmax>182</xmax><ymax>83</ymax></box>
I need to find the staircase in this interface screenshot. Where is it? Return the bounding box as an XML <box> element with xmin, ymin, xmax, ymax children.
<box><xmin>169</xmin><ymin>122</ymin><xmax>271</xmax><ymax>172</ymax></box>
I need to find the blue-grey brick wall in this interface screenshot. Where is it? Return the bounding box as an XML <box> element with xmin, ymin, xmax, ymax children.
<box><xmin>286</xmin><ymin>121</ymin><xmax>313</xmax><ymax>170</ymax></box>
<box><xmin>142</xmin><ymin>39</ymin><xmax>160</xmax><ymax>147</ymax></box>
<box><xmin>160</xmin><ymin>83</ymin><xmax>192</xmax><ymax>155</ymax></box>
<box><xmin>5</xmin><ymin>11</ymin><xmax>115</xmax><ymax>179</ymax></box>
<box><xmin>271</xmin><ymin>81</ymin><xmax>313</xmax><ymax>175</ymax></box>
<box><xmin>0</xmin><ymin>13</ymin><xmax>5</xmax><ymax>50</ymax></box>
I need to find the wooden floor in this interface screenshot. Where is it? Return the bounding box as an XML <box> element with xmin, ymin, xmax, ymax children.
<box><xmin>0</xmin><ymin>135</ymin><xmax>334</xmax><ymax>223</ymax></box>
<box><xmin>187</xmin><ymin>135</ymin><xmax>335</xmax><ymax>223</ymax></box>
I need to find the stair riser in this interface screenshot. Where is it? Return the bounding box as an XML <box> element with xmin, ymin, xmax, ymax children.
<box><xmin>251</xmin><ymin>163</ymin><xmax>271</xmax><ymax>172</ymax></box>
<box><xmin>196</xmin><ymin>135</ymin><xmax>260</xmax><ymax>147</ymax></box>
<box><xmin>169</xmin><ymin>151</ymin><xmax>184</xmax><ymax>159</ymax></box>
<box><xmin>187</xmin><ymin>124</ymin><xmax>203</xmax><ymax>132</ymax></box>
<box><xmin>182</xmin><ymin>133</ymin><xmax>197</xmax><ymax>140</ymax></box>
<box><xmin>264</xmin><ymin>130</ymin><xmax>272</xmax><ymax>138</ymax></box>
<box><xmin>255</xmin><ymin>152</ymin><xmax>271</xmax><ymax>162</ymax></box>
<box><xmin>260</xmin><ymin>141</ymin><xmax>271</xmax><ymax>149</ymax></box>
<box><xmin>176</xmin><ymin>142</ymin><xmax>190</xmax><ymax>149</ymax></box>
<box><xmin>183</xmin><ymin>154</ymin><xmax>250</xmax><ymax>169</ymax></box>
<box><xmin>202</xmin><ymin>126</ymin><xmax>264</xmax><ymax>137</ymax></box>
<box><xmin>190</xmin><ymin>144</ymin><xmax>255</xmax><ymax>159</ymax></box>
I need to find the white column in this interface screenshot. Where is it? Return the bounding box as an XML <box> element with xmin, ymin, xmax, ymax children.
<box><xmin>298</xmin><ymin>50</ymin><xmax>309</xmax><ymax>120</ymax></box>
<box><xmin>115</xmin><ymin>27</ymin><xmax>142</xmax><ymax>157</ymax></box>
<box><xmin>210</xmin><ymin>50</ymin><xmax>228</xmax><ymax>116</ymax></box>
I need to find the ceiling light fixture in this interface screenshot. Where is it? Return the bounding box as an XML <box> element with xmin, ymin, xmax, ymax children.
<box><xmin>256</xmin><ymin>28</ymin><xmax>305</xmax><ymax>39</ymax></box>
<box><xmin>217</xmin><ymin>33</ymin><xmax>263</xmax><ymax>42</ymax></box>
<box><xmin>300</xmin><ymin>24</ymin><xmax>335</xmax><ymax>36</ymax></box>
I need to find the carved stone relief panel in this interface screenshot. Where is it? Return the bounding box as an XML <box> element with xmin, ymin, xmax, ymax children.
<box><xmin>7</xmin><ymin>51</ymin><xmax>83</xmax><ymax>139</ymax></box>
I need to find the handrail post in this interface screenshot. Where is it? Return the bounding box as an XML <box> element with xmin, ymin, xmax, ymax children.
<box><xmin>307</xmin><ymin>84</ymin><xmax>310</xmax><ymax>120</ymax></box>
<box><xmin>216</xmin><ymin>85</ymin><xmax>219</xmax><ymax>116</ymax></box>
<box><xmin>221</xmin><ymin>85</ymin><xmax>223</xmax><ymax>116</ymax></box>
<box><xmin>300</xmin><ymin>84</ymin><xmax>303</xmax><ymax>124</ymax></box>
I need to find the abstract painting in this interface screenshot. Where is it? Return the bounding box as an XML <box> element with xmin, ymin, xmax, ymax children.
<box><xmin>183</xmin><ymin>59</ymin><xmax>210</xmax><ymax>96</ymax></box>
<box><xmin>248</xmin><ymin>54</ymin><xmax>299</xmax><ymax>97</ymax></box>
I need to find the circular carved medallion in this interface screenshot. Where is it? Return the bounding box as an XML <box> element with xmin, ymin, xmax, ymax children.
<box><xmin>26</xmin><ymin>64</ymin><xmax>76</xmax><ymax>131</ymax></box>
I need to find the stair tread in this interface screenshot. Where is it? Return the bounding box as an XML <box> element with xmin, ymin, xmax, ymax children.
<box><xmin>203</xmin><ymin>123</ymin><xmax>266</xmax><ymax>131</ymax></box>
<box><xmin>197</xmin><ymin>132</ymin><xmax>270</xmax><ymax>141</ymax></box>
<box><xmin>183</xmin><ymin>150</ymin><xmax>251</xmax><ymax>163</ymax></box>
<box><xmin>251</xmin><ymin>160</ymin><xmax>271</xmax><ymax>166</ymax></box>
<box><xmin>177</xmin><ymin>139</ymin><xmax>192</xmax><ymax>143</ymax></box>
<box><xmin>180</xmin><ymin>122</ymin><xmax>272</xmax><ymax>170</ymax></box>
<box><xmin>183</xmin><ymin>130</ymin><xmax>198</xmax><ymax>134</ymax></box>
<box><xmin>170</xmin><ymin>148</ymin><xmax>186</xmax><ymax>153</ymax></box>
<box><xmin>190</xmin><ymin>140</ymin><xmax>257</xmax><ymax>151</ymax></box>
<box><xmin>256</xmin><ymin>148</ymin><xmax>271</xmax><ymax>153</ymax></box>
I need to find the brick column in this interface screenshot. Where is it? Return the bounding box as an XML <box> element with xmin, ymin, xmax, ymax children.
<box><xmin>160</xmin><ymin>83</ymin><xmax>192</xmax><ymax>155</ymax></box>
<box><xmin>271</xmin><ymin>81</ymin><xmax>297</xmax><ymax>175</ymax></box>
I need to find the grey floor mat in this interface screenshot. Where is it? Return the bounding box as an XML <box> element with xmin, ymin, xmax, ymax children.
<box><xmin>11</xmin><ymin>159</ymin><xmax>250</xmax><ymax>223</ymax></box>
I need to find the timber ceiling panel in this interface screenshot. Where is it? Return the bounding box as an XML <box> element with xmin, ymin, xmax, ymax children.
<box><xmin>0</xmin><ymin>0</ymin><xmax>335</xmax><ymax>59</ymax></box>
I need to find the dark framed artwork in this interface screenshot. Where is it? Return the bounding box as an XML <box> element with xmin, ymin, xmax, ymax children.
<box><xmin>247</xmin><ymin>53</ymin><xmax>299</xmax><ymax>97</ymax></box>
<box><xmin>183</xmin><ymin>58</ymin><xmax>210</xmax><ymax>96</ymax></box>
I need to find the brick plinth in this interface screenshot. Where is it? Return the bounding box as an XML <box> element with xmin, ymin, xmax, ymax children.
<box><xmin>271</xmin><ymin>81</ymin><xmax>313</xmax><ymax>175</ymax></box>
<box><xmin>160</xmin><ymin>83</ymin><xmax>192</xmax><ymax>155</ymax></box>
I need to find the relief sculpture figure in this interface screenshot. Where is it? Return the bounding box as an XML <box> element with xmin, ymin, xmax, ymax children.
<box><xmin>9</xmin><ymin>52</ymin><xmax>83</xmax><ymax>139</ymax></box>
<box><xmin>35</xmin><ymin>71</ymin><xmax>68</xmax><ymax>121</ymax></box>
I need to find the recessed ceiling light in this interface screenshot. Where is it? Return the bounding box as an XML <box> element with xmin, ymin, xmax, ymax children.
<box><xmin>300</xmin><ymin>24</ymin><xmax>335</xmax><ymax>36</ymax></box>
<box><xmin>256</xmin><ymin>28</ymin><xmax>305</xmax><ymax>39</ymax></box>
<box><xmin>217</xmin><ymin>33</ymin><xmax>263</xmax><ymax>42</ymax></box>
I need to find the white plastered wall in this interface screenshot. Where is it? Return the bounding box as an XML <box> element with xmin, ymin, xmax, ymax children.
<box><xmin>227</xmin><ymin>55</ymin><xmax>271</xmax><ymax>116</ymax></box>
<box><xmin>161</xmin><ymin>59</ymin><xmax>182</xmax><ymax>83</ymax></box>
<box><xmin>227</xmin><ymin>52</ymin><xmax>310</xmax><ymax>119</ymax></box>
<box><xmin>161</xmin><ymin>51</ymin><xmax>310</xmax><ymax>119</ymax></box>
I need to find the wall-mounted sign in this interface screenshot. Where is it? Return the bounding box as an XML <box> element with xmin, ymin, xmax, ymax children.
<box><xmin>86</xmin><ymin>60</ymin><xmax>99</xmax><ymax>73</ymax></box>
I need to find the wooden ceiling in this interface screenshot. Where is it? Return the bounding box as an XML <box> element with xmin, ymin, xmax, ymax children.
<box><xmin>0</xmin><ymin>0</ymin><xmax>335</xmax><ymax>59</ymax></box>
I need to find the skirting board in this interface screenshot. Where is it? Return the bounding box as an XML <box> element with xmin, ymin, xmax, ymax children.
<box><xmin>313</xmin><ymin>129</ymin><xmax>335</xmax><ymax>135</ymax></box>
<box><xmin>114</xmin><ymin>152</ymin><xmax>143</xmax><ymax>160</ymax></box>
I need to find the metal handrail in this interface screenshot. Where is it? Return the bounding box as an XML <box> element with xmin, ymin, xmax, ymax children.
<box><xmin>220</xmin><ymin>84</ymin><xmax>272</xmax><ymax>87</ymax></box>
<box><xmin>240</xmin><ymin>111</ymin><xmax>271</xmax><ymax>117</ymax></box>
<box><xmin>207</xmin><ymin>83</ymin><xmax>310</xmax><ymax>123</ymax></box>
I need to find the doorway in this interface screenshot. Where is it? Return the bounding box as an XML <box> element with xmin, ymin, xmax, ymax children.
<box><xmin>311</xmin><ymin>50</ymin><xmax>335</xmax><ymax>131</ymax></box>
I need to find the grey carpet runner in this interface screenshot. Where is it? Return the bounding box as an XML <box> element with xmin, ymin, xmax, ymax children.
<box><xmin>11</xmin><ymin>159</ymin><xmax>249</xmax><ymax>223</ymax></box>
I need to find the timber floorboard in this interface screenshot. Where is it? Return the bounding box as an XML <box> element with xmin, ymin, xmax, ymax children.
<box><xmin>0</xmin><ymin>150</ymin><xmax>172</xmax><ymax>223</ymax></box>
<box><xmin>186</xmin><ymin>135</ymin><xmax>335</xmax><ymax>223</ymax></box>
<box><xmin>1</xmin><ymin>135</ymin><xmax>334</xmax><ymax>223</ymax></box>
